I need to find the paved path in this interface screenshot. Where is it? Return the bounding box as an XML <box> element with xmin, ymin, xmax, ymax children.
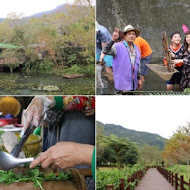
<box><xmin>135</xmin><ymin>168</ymin><xmax>175</xmax><ymax>190</ymax></box>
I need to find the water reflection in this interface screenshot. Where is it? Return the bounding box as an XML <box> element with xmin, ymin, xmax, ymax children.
<box><xmin>0</xmin><ymin>73</ymin><xmax>95</xmax><ymax>95</ymax></box>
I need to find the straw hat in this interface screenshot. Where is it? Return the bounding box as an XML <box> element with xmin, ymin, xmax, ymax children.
<box><xmin>123</xmin><ymin>25</ymin><xmax>140</xmax><ymax>37</ymax></box>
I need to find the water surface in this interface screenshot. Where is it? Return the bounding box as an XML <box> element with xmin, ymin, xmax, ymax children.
<box><xmin>0</xmin><ymin>73</ymin><xmax>95</xmax><ymax>95</ymax></box>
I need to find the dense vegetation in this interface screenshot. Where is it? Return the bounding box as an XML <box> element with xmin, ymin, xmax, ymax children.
<box><xmin>0</xmin><ymin>0</ymin><xmax>95</xmax><ymax>76</ymax></box>
<box><xmin>163</xmin><ymin>123</ymin><xmax>190</xmax><ymax>167</ymax></box>
<box><xmin>97</xmin><ymin>166</ymin><xmax>146</xmax><ymax>190</ymax></box>
<box><xmin>0</xmin><ymin>167</ymin><xmax>72</xmax><ymax>190</ymax></box>
<box><xmin>97</xmin><ymin>121</ymin><xmax>163</xmax><ymax>167</ymax></box>
<box><xmin>97</xmin><ymin>135</ymin><xmax>139</xmax><ymax>167</ymax></box>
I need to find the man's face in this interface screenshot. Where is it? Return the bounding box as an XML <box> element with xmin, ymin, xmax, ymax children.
<box><xmin>124</xmin><ymin>31</ymin><xmax>136</xmax><ymax>43</ymax></box>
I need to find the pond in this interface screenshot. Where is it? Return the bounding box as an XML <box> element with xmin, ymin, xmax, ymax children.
<box><xmin>0</xmin><ymin>73</ymin><xmax>95</xmax><ymax>95</ymax></box>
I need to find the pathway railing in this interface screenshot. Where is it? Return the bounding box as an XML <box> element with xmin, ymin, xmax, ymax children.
<box><xmin>105</xmin><ymin>167</ymin><xmax>150</xmax><ymax>190</ymax></box>
<box><xmin>157</xmin><ymin>166</ymin><xmax>190</xmax><ymax>190</ymax></box>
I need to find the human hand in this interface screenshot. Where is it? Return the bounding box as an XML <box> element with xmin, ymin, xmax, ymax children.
<box><xmin>140</xmin><ymin>76</ymin><xmax>145</xmax><ymax>84</ymax></box>
<box><xmin>83</xmin><ymin>109</ymin><xmax>95</xmax><ymax>116</ymax></box>
<box><xmin>171</xmin><ymin>59</ymin><xmax>182</xmax><ymax>65</ymax></box>
<box><xmin>23</xmin><ymin>97</ymin><xmax>44</xmax><ymax>131</ymax></box>
<box><xmin>137</xmin><ymin>80</ymin><xmax>143</xmax><ymax>90</ymax></box>
<box><xmin>23</xmin><ymin>96</ymin><xmax>55</xmax><ymax>132</ymax></box>
<box><xmin>112</xmin><ymin>28</ymin><xmax>119</xmax><ymax>41</ymax></box>
<box><xmin>29</xmin><ymin>142</ymin><xmax>94</xmax><ymax>169</ymax></box>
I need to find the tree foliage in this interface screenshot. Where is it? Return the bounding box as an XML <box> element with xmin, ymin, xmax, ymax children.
<box><xmin>138</xmin><ymin>144</ymin><xmax>162</xmax><ymax>165</ymax></box>
<box><xmin>163</xmin><ymin>124</ymin><xmax>190</xmax><ymax>166</ymax></box>
<box><xmin>97</xmin><ymin>135</ymin><xmax>138</xmax><ymax>167</ymax></box>
<box><xmin>0</xmin><ymin>0</ymin><xmax>95</xmax><ymax>73</ymax></box>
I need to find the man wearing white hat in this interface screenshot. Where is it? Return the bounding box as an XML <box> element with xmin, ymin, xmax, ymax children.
<box><xmin>102</xmin><ymin>25</ymin><xmax>142</xmax><ymax>93</ymax></box>
<box><xmin>96</xmin><ymin>21</ymin><xmax>113</xmax><ymax>73</ymax></box>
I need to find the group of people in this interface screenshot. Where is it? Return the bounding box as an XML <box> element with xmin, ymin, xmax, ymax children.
<box><xmin>96</xmin><ymin>21</ymin><xmax>152</xmax><ymax>94</ymax></box>
<box><xmin>168</xmin><ymin>30</ymin><xmax>190</xmax><ymax>91</ymax></box>
<box><xmin>96</xmin><ymin>21</ymin><xmax>190</xmax><ymax>93</ymax></box>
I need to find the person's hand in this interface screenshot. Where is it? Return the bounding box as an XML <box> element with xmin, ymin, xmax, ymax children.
<box><xmin>83</xmin><ymin>109</ymin><xmax>95</xmax><ymax>116</ymax></box>
<box><xmin>140</xmin><ymin>76</ymin><xmax>145</xmax><ymax>84</ymax></box>
<box><xmin>112</xmin><ymin>28</ymin><xmax>119</xmax><ymax>41</ymax></box>
<box><xmin>22</xmin><ymin>96</ymin><xmax>55</xmax><ymax>132</ymax></box>
<box><xmin>23</xmin><ymin>97</ymin><xmax>44</xmax><ymax>130</ymax></box>
<box><xmin>137</xmin><ymin>80</ymin><xmax>143</xmax><ymax>90</ymax></box>
<box><xmin>171</xmin><ymin>59</ymin><xmax>183</xmax><ymax>65</ymax></box>
<box><xmin>29</xmin><ymin>142</ymin><xmax>94</xmax><ymax>169</ymax></box>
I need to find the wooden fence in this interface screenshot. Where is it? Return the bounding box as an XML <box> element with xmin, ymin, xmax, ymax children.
<box><xmin>157</xmin><ymin>166</ymin><xmax>190</xmax><ymax>190</ymax></box>
<box><xmin>105</xmin><ymin>167</ymin><xmax>150</xmax><ymax>190</ymax></box>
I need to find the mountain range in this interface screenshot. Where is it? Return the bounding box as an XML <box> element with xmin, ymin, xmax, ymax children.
<box><xmin>28</xmin><ymin>4</ymin><xmax>69</xmax><ymax>18</ymax></box>
<box><xmin>97</xmin><ymin>121</ymin><xmax>166</xmax><ymax>150</ymax></box>
<box><xmin>0</xmin><ymin>4</ymin><xmax>70</xmax><ymax>21</ymax></box>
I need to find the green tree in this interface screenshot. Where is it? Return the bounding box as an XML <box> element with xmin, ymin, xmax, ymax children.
<box><xmin>138</xmin><ymin>144</ymin><xmax>162</xmax><ymax>165</ymax></box>
<box><xmin>97</xmin><ymin>135</ymin><xmax>138</xmax><ymax>167</ymax></box>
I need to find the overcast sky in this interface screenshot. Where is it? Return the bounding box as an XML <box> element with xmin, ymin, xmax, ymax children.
<box><xmin>96</xmin><ymin>96</ymin><xmax>190</xmax><ymax>139</ymax></box>
<box><xmin>0</xmin><ymin>0</ymin><xmax>74</xmax><ymax>18</ymax></box>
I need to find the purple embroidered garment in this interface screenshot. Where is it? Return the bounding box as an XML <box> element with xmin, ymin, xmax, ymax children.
<box><xmin>113</xmin><ymin>42</ymin><xmax>141</xmax><ymax>91</ymax></box>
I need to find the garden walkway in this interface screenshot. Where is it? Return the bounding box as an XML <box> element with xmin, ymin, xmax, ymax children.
<box><xmin>135</xmin><ymin>168</ymin><xmax>175</xmax><ymax>190</ymax></box>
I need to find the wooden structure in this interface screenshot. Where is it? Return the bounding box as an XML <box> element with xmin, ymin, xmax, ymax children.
<box><xmin>162</xmin><ymin>31</ymin><xmax>174</xmax><ymax>72</ymax></box>
<box><xmin>157</xmin><ymin>166</ymin><xmax>190</xmax><ymax>190</ymax></box>
<box><xmin>105</xmin><ymin>167</ymin><xmax>148</xmax><ymax>190</ymax></box>
<box><xmin>145</xmin><ymin>31</ymin><xmax>178</xmax><ymax>81</ymax></box>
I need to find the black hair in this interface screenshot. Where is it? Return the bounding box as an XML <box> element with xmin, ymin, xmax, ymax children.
<box><xmin>184</xmin><ymin>31</ymin><xmax>190</xmax><ymax>51</ymax></box>
<box><xmin>170</xmin><ymin>31</ymin><xmax>181</xmax><ymax>39</ymax></box>
<box><xmin>118</xmin><ymin>31</ymin><xmax>124</xmax><ymax>41</ymax></box>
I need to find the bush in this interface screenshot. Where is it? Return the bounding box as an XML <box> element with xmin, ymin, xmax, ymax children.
<box><xmin>58</xmin><ymin>64</ymin><xmax>94</xmax><ymax>76</ymax></box>
<box><xmin>82</xmin><ymin>64</ymin><xmax>95</xmax><ymax>76</ymax></box>
<box><xmin>22</xmin><ymin>60</ymin><xmax>54</xmax><ymax>73</ymax></box>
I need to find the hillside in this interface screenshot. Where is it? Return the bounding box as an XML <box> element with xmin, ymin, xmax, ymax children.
<box><xmin>0</xmin><ymin>4</ymin><xmax>71</xmax><ymax>22</ymax></box>
<box><xmin>28</xmin><ymin>4</ymin><xmax>69</xmax><ymax>18</ymax></box>
<box><xmin>97</xmin><ymin>121</ymin><xmax>166</xmax><ymax>150</ymax></box>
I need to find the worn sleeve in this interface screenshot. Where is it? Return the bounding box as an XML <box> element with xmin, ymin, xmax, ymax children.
<box><xmin>102</xmin><ymin>40</ymin><xmax>117</xmax><ymax>57</ymax></box>
<box><xmin>101</xmin><ymin>32</ymin><xmax>111</xmax><ymax>43</ymax></box>
<box><xmin>53</xmin><ymin>96</ymin><xmax>95</xmax><ymax>111</ymax></box>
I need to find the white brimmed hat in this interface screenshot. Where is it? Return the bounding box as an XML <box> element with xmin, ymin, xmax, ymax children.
<box><xmin>123</xmin><ymin>25</ymin><xmax>140</xmax><ymax>37</ymax></box>
<box><xmin>96</xmin><ymin>21</ymin><xmax>100</xmax><ymax>32</ymax></box>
